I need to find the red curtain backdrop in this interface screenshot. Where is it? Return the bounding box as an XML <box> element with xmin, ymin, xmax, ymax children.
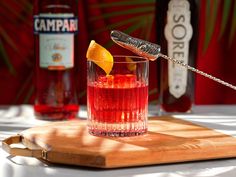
<box><xmin>195</xmin><ymin>0</ymin><xmax>236</xmax><ymax>104</ymax></box>
<box><xmin>0</xmin><ymin>0</ymin><xmax>236</xmax><ymax>105</ymax></box>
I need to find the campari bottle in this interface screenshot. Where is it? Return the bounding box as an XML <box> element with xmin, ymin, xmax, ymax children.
<box><xmin>156</xmin><ymin>0</ymin><xmax>199</xmax><ymax>113</ymax></box>
<box><xmin>33</xmin><ymin>0</ymin><xmax>79</xmax><ymax>120</ymax></box>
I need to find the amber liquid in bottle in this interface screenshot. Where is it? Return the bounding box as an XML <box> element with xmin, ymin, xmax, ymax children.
<box><xmin>34</xmin><ymin>0</ymin><xmax>79</xmax><ymax>120</ymax></box>
<box><xmin>156</xmin><ymin>0</ymin><xmax>198</xmax><ymax>113</ymax></box>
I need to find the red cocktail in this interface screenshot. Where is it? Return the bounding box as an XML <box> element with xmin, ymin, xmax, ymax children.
<box><xmin>87</xmin><ymin>56</ymin><xmax>149</xmax><ymax>136</ymax></box>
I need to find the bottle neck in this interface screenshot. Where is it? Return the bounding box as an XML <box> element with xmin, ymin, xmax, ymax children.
<box><xmin>34</xmin><ymin>0</ymin><xmax>77</xmax><ymax>15</ymax></box>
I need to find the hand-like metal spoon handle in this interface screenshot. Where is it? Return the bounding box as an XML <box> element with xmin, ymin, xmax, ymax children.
<box><xmin>110</xmin><ymin>30</ymin><xmax>161</xmax><ymax>61</ymax></box>
<box><xmin>110</xmin><ymin>30</ymin><xmax>236</xmax><ymax>91</ymax></box>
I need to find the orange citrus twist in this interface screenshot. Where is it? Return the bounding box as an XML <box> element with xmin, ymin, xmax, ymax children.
<box><xmin>86</xmin><ymin>40</ymin><xmax>113</xmax><ymax>75</ymax></box>
<box><xmin>125</xmin><ymin>57</ymin><xmax>137</xmax><ymax>71</ymax></box>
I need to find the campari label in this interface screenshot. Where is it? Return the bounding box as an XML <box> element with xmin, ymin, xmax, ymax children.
<box><xmin>34</xmin><ymin>14</ymin><xmax>78</xmax><ymax>70</ymax></box>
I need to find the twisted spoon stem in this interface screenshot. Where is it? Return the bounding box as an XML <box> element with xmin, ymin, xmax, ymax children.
<box><xmin>158</xmin><ymin>53</ymin><xmax>236</xmax><ymax>91</ymax></box>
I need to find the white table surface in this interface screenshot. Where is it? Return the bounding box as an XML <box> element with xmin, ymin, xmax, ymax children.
<box><xmin>1</xmin><ymin>105</ymin><xmax>236</xmax><ymax>177</ymax></box>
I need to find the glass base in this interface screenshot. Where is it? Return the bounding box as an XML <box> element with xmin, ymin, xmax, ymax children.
<box><xmin>88</xmin><ymin>122</ymin><xmax>147</xmax><ymax>137</ymax></box>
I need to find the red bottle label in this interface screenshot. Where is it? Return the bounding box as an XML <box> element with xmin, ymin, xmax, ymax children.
<box><xmin>34</xmin><ymin>14</ymin><xmax>78</xmax><ymax>70</ymax></box>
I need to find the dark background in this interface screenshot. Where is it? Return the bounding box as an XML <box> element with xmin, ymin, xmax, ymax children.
<box><xmin>0</xmin><ymin>0</ymin><xmax>236</xmax><ymax>105</ymax></box>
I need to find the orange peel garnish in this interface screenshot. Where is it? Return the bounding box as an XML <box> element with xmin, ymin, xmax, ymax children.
<box><xmin>86</xmin><ymin>40</ymin><xmax>113</xmax><ymax>75</ymax></box>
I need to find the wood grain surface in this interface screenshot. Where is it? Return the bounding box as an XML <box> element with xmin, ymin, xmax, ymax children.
<box><xmin>17</xmin><ymin>116</ymin><xmax>236</xmax><ymax>168</ymax></box>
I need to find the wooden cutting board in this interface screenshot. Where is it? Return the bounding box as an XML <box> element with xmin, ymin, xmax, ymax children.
<box><xmin>3</xmin><ymin>116</ymin><xmax>236</xmax><ymax>168</ymax></box>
